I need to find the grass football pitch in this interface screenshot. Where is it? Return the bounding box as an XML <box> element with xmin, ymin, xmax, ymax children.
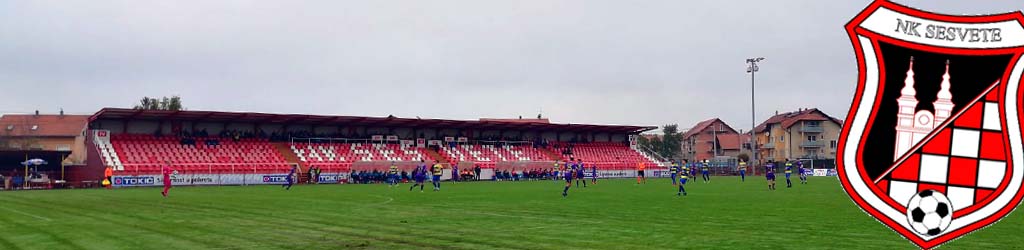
<box><xmin>0</xmin><ymin>177</ymin><xmax>1021</xmax><ymax>249</ymax></box>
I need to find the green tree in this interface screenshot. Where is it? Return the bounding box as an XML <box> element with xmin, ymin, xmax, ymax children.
<box><xmin>637</xmin><ymin>134</ymin><xmax>652</xmax><ymax>148</ymax></box>
<box><xmin>165</xmin><ymin>96</ymin><xmax>183</xmax><ymax>111</ymax></box>
<box><xmin>659</xmin><ymin>124</ymin><xmax>682</xmax><ymax>159</ymax></box>
<box><xmin>134</xmin><ymin>96</ymin><xmax>184</xmax><ymax>111</ymax></box>
<box><xmin>647</xmin><ymin>136</ymin><xmax>663</xmax><ymax>156</ymax></box>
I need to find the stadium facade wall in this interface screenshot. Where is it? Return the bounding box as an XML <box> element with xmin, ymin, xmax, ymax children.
<box><xmin>92</xmin><ymin>120</ymin><xmax>629</xmax><ymax>145</ymax></box>
<box><xmin>259</xmin><ymin>124</ymin><xmax>284</xmax><ymax>134</ymax></box>
<box><xmin>479</xmin><ymin>130</ymin><xmax>500</xmax><ymax>138</ymax></box>
<box><xmin>198</xmin><ymin>122</ymin><xmax>228</xmax><ymax>134</ymax></box>
<box><xmin>365</xmin><ymin>127</ymin><xmax>389</xmax><ymax>135</ymax></box>
<box><xmin>541</xmin><ymin>132</ymin><xmax>557</xmax><ymax>141</ymax></box>
<box><xmin>95</xmin><ymin>121</ymin><xmax>123</xmax><ymax>134</ymax></box>
<box><xmin>288</xmin><ymin>125</ymin><xmax>316</xmax><ymax>134</ymax></box>
<box><xmin>610</xmin><ymin>134</ymin><xmax>626</xmax><ymax>142</ymax></box>
<box><xmin>227</xmin><ymin>123</ymin><xmax>256</xmax><ymax>133</ymax></box>
<box><xmin>391</xmin><ymin>128</ymin><xmax>413</xmax><ymax>138</ymax></box>
<box><xmin>75</xmin><ymin>131</ymin><xmax>108</xmax><ymax>185</ymax></box>
<box><xmin>125</xmin><ymin>121</ymin><xmax>159</xmax><ymax>134</ymax></box>
<box><xmin>438</xmin><ymin>128</ymin><xmax>459</xmax><ymax>137</ymax></box>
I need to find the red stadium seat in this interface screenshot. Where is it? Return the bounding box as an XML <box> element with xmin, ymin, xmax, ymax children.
<box><xmin>109</xmin><ymin>134</ymin><xmax>288</xmax><ymax>175</ymax></box>
<box><xmin>548</xmin><ymin>142</ymin><xmax>661</xmax><ymax>170</ymax></box>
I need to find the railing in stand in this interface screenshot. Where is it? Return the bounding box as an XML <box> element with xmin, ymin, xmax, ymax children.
<box><xmin>636</xmin><ymin>144</ymin><xmax>670</xmax><ymax>165</ymax></box>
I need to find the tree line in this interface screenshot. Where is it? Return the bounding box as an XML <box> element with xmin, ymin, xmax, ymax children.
<box><xmin>638</xmin><ymin>124</ymin><xmax>682</xmax><ymax>160</ymax></box>
<box><xmin>134</xmin><ymin>96</ymin><xmax>184</xmax><ymax>111</ymax></box>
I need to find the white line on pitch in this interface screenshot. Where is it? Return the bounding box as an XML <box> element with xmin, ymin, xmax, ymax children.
<box><xmin>0</xmin><ymin>206</ymin><xmax>53</xmax><ymax>222</ymax></box>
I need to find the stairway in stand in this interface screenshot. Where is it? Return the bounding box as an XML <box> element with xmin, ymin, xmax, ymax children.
<box><xmin>539</xmin><ymin>147</ymin><xmax>563</xmax><ymax>161</ymax></box>
<box><xmin>272</xmin><ymin>142</ymin><xmax>301</xmax><ymax>165</ymax></box>
<box><xmin>272</xmin><ymin>142</ymin><xmax>307</xmax><ymax>183</ymax></box>
<box><xmin>423</xmin><ymin>147</ymin><xmax>449</xmax><ymax>163</ymax></box>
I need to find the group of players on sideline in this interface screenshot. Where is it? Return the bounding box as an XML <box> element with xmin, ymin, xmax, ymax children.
<box><xmin>562</xmin><ymin>158</ymin><xmax>813</xmax><ymax>197</ymax></box>
<box><xmin>154</xmin><ymin>158</ymin><xmax>813</xmax><ymax>198</ymax></box>
<box><xmin>663</xmin><ymin>158</ymin><xmax>811</xmax><ymax>196</ymax></box>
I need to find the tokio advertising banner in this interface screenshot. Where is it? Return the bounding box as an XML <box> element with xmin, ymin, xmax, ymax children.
<box><xmin>111</xmin><ymin>173</ymin><xmax>348</xmax><ymax>187</ymax></box>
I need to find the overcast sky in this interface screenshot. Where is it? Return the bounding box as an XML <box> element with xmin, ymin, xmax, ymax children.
<box><xmin>0</xmin><ymin>1</ymin><xmax>1020</xmax><ymax>132</ymax></box>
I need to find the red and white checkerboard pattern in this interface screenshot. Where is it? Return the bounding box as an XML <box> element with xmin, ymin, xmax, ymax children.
<box><xmin>879</xmin><ymin>89</ymin><xmax>1007</xmax><ymax>213</ymax></box>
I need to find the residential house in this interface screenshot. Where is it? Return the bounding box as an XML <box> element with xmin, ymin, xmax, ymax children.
<box><xmin>680</xmin><ymin>118</ymin><xmax>744</xmax><ymax>162</ymax></box>
<box><xmin>753</xmin><ymin>108</ymin><xmax>843</xmax><ymax>163</ymax></box>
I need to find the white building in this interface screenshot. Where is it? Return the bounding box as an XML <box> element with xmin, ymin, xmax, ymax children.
<box><xmin>893</xmin><ymin>58</ymin><xmax>954</xmax><ymax>161</ymax></box>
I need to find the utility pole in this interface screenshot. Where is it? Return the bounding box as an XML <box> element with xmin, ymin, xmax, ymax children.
<box><xmin>746</xmin><ymin>57</ymin><xmax>765</xmax><ymax>165</ymax></box>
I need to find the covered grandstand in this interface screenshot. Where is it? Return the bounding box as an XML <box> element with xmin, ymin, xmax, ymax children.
<box><xmin>0</xmin><ymin>113</ymin><xmax>92</xmax><ymax>189</ymax></box>
<box><xmin>82</xmin><ymin>108</ymin><xmax>662</xmax><ymax>187</ymax></box>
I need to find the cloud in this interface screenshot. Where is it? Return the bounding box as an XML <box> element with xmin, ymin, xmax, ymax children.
<box><xmin>0</xmin><ymin>0</ymin><xmax>1019</xmax><ymax>131</ymax></box>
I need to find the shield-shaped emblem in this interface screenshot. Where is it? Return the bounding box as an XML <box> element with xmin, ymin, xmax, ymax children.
<box><xmin>839</xmin><ymin>1</ymin><xmax>1024</xmax><ymax>248</ymax></box>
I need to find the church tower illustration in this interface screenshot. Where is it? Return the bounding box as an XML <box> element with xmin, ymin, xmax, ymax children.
<box><xmin>893</xmin><ymin>57</ymin><xmax>955</xmax><ymax>161</ymax></box>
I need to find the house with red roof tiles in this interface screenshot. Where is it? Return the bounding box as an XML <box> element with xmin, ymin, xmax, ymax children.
<box><xmin>681</xmin><ymin>118</ymin><xmax>748</xmax><ymax>162</ymax></box>
<box><xmin>753</xmin><ymin>108</ymin><xmax>843</xmax><ymax>163</ymax></box>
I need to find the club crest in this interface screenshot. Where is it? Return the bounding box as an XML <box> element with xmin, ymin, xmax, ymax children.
<box><xmin>839</xmin><ymin>1</ymin><xmax>1024</xmax><ymax>248</ymax></box>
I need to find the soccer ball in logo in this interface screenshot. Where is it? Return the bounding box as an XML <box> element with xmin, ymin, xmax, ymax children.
<box><xmin>906</xmin><ymin>190</ymin><xmax>953</xmax><ymax>236</ymax></box>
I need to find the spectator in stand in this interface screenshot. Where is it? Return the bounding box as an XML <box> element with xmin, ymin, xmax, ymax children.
<box><xmin>29</xmin><ymin>167</ymin><xmax>39</xmax><ymax>180</ymax></box>
<box><xmin>12</xmin><ymin>170</ymin><xmax>23</xmax><ymax>190</ymax></box>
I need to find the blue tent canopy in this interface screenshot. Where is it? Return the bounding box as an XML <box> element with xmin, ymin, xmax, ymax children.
<box><xmin>21</xmin><ymin>158</ymin><xmax>47</xmax><ymax>166</ymax></box>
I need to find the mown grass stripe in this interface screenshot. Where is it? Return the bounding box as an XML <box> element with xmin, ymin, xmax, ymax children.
<box><xmin>0</xmin><ymin>178</ymin><xmax>1021</xmax><ymax>249</ymax></box>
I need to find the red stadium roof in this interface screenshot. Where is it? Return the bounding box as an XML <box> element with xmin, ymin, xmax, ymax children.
<box><xmin>89</xmin><ymin>108</ymin><xmax>656</xmax><ymax>134</ymax></box>
<box><xmin>478</xmin><ymin>118</ymin><xmax>550</xmax><ymax>123</ymax></box>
